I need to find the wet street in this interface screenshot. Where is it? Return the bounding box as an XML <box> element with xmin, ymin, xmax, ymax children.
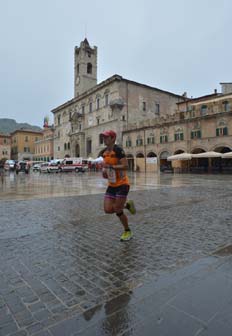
<box><xmin>1</xmin><ymin>171</ymin><xmax>232</xmax><ymax>335</ymax></box>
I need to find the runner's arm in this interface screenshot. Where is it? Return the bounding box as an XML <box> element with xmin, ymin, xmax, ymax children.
<box><xmin>111</xmin><ymin>157</ymin><xmax>128</xmax><ymax>170</ymax></box>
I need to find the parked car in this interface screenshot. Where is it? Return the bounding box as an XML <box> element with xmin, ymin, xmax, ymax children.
<box><xmin>16</xmin><ymin>161</ymin><xmax>30</xmax><ymax>174</ymax></box>
<box><xmin>39</xmin><ymin>162</ymin><xmax>59</xmax><ymax>173</ymax></box>
<box><xmin>4</xmin><ymin>160</ymin><xmax>15</xmax><ymax>171</ymax></box>
<box><xmin>32</xmin><ymin>163</ymin><xmax>41</xmax><ymax>172</ymax></box>
<box><xmin>58</xmin><ymin>158</ymin><xmax>88</xmax><ymax>173</ymax></box>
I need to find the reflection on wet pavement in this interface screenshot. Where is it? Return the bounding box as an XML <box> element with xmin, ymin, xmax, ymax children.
<box><xmin>1</xmin><ymin>171</ymin><xmax>232</xmax><ymax>335</ymax></box>
<box><xmin>1</xmin><ymin>171</ymin><xmax>232</xmax><ymax>200</ymax></box>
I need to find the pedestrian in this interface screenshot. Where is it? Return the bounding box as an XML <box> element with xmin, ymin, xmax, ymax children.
<box><xmin>99</xmin><ymin>130</ymin><xmax>136</xmax><ymax>241</ymax></box>
<box><xmin>0</xmin><ymin>159</ymin><xmax>5</xmax><ymax>183</ymax></box>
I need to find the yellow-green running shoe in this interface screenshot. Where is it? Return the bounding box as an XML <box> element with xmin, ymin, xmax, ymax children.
<box><xmin>120</xmin><ymin>230</ymin><xmax>133</xmax><ymax>242</ymax></box>
<box><xmin>126</xmin><ymin>200</ymin><xmax>136</xmax><ymax>215</ymax></box>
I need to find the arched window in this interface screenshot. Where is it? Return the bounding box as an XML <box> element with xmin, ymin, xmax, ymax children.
<box><xmin>87</xmin><ymin>63</ymin><xmax>92</xmax><ymax>74</ymax></box>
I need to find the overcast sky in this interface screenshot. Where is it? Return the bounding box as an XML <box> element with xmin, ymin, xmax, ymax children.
<box><xmin>0</xmin><ymin>0</ymin><xmax>231</xmax><ymax>127</ymax></box>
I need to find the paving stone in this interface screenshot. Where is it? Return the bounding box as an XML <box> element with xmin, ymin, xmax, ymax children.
<box><xmin>2</xmin><ymin>174</ymin><xmax>232</xmax><ymax>335</ymax></box>
<box><xmin>0</xmin><ymin>321</ymin><xmax>18</xmax><ymax>335</ymax></box>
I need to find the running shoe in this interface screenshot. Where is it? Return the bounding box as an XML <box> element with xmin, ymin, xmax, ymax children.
<box><xmin>126</xmin><ymin>200</ymin><xmax>136</xmax><ymax>215</ymax></box>
<box><xmin>120</xmin><ymin>230</ymin><xmax>133</xmax><ymax>242</ymax></box>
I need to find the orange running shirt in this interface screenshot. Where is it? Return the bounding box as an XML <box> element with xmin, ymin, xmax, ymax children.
<box><xmin>100</xmin><ymin>145</ymin><xmax>129</xmax><ymax>187</ymax></box>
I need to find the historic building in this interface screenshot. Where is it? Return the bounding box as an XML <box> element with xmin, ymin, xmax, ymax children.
<box><xmin>51</xmin><ymin>39</ymin><xmax>184</xmax><ymax>160</ymax></box>
<box><xmin>11</xmin><ymin>129</ymin><xmax>43</xmax><ymax>161</ymax></box>
<box><xmin>123</xmin><ymin>83</ymin><xmax>232</xmax><ymax>172</ymax></box>
<box><xmin>34</xmin><ymin>125</ymin><xmax>55</xmax><ymax>162</ymax></box>
<box><xmin>51</xmin><ymin>38</ymin><xmax>232</xmax><ymax>173</ymax></box>
<box><xmin>0</xmin><ymin>134</ymin><xmax>11</xmax><ymax>160</ymax></box>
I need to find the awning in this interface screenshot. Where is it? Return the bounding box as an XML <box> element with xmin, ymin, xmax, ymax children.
<box><xmin>191</xmin><ymin>151</ymin><xmax>222</xmax><ymax>158</ymax></box>
<box><xmin>221</xmin><ymin>152</ymin><xmax>232</xmax><ymax>158</ymax></box>
<box><xmin>167</xmin><ymin>153</ymin><xmax>192</xmax><ymax>161</ymax></box>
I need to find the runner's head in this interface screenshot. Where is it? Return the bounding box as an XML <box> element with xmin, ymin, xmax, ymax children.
<box><xmin>100</xmin><ymin>130</ymin><xmax>117</xmax><ymax>146</ymax></box>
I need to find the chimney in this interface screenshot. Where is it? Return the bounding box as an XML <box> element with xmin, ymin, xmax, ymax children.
<box><xmin>220</xmin><ymin>83</ymin><xmax>232</xmax><ymax>94</ymax></box>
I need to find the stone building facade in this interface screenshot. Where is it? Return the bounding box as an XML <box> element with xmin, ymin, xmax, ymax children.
<box><xmin>51</xmin><ymin>39</ymin><xmax>184</xmax><ymax>160</ymax></box>
<box><xmin>122</xmin><ymin>83</ymin><xmax>232</xmax><ymax>172</ymax></box>
<box><xmin>0</xmin><ymin>134</ymin><xmax>11</xmax><ymax>160</ymax></box>
<box><xmin>11</xmin><ymin>129</ymin><xmax>43</xmax><ymax>161</ymax></box>
<box><xmin>34</xmin><ymin>126</ymin><xmax>55</xmax><ymax>162</ymax></box>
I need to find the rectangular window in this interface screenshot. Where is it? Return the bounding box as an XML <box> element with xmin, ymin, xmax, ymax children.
<box><xmin>136</xmin><ymin>139</ymin><xmax>143</xmax><ymax>146</ymax></box>
<box><xmin>142</xmin><ymin>102</ymin><xmax>146</xmax><ymax>111</ymax></box>
<box><xmin>155</xmin><ymin>103</ymin><xmax>160</xmax><ymax>115</ymax></box>
<box><xmin>191</xmin><ymin>131</ymin><xmax>201</xmax><ymax>139</ymax></box>
<box><xmin>86</xmin><ymin>139</ymin><xmax>92</xmax><ymax>155</ymax></box>
<box><xmin>99</xmin><ymin>135</ymin><xmax>104</xmax><ymax>145</ymax></box>
<box><xmin>160</xmin><ymin>135</ymin><xmax>168</xmax><ymax>143</ymax></box>
<box><xmin>216</xmin><ymin>127</ymin><xmax>228</xmax><ymax>136</ymax></box>
<box><xmin>223</xmin><ymin>101</ymin><xmax>230</xmax><ymax>112</ymax></box>
<box><xmin>89</xmin><ymin>102</ymin><xmax>92</xmax><ymax>113</ymax></box>
<box><xmin>105</xmin><ymin>94</ymin><xmax>109</xmax><ymax>107</ymax></box>
<box><xmin>175</xmin><ymin>133</ymin><xmax>184</xmax><ymax>141</ymax></box>
<box><xmin>81</xmin><ymin>105</ymin><xmax>85</xmax><ymax>114</ymax></box>
<box><xmin>201</xmin><ymin>105</ymin><xmax>207</xmax><ymax>116</ymax></box>
<box><xmin>147</xmin><ymin>137</ymin><xmax>155</xmax><ymax>144</ymax></box>
<box><xmin>97</xmin><ymin>98</ymin><xmax>100</xmax><ymax>110</ymax></box>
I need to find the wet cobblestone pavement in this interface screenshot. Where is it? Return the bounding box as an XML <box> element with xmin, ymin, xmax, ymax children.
<box><xmin>1</xmin><ymin>172</ymin><xmax>232</xmax><ymax>335</ymax></box>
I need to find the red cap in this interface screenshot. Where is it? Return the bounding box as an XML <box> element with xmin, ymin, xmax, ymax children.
<box><xmin>100</xmin><ymin>130</ymin><xmax>117</xmax><ymax>139</ymax></box>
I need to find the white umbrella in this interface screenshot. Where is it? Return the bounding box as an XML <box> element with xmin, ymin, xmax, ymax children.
<box><xmin>192</xmin><ymin>151</ymin><xmax>222</xmax><ymax>158</ymax></box>
<box><xmin>167</xmin><ymin>153</ymin><xmax>192</xmax><ymax>161</ymax></box>
<box><xmin>221</xmin><ymin>152</ymin><xmax>232</xmax><ymax>158</ymax></box>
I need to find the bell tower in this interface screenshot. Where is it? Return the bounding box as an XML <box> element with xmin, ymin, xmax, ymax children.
<box><xmin>74</xmin><ymin>38</ymin><xmax>97</xmax><ymax>97</ymax></box>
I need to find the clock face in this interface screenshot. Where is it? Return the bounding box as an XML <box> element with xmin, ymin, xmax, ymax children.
<box><xmin>76</xmin><ymin>76</ymin><xmax>80</xmax><ymax>85</ymax></box>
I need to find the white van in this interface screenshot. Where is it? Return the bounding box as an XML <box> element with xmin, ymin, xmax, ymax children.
<box><xmin>59</xmin><ymin>157</ymin><xmax>88</xmax><ymax>173</ymax></box>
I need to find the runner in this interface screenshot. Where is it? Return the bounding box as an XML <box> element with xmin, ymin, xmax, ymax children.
<box><xmin>99</xmin><ymin>130</ymin><xmax>136</xmax><ymax>241</ymax></box>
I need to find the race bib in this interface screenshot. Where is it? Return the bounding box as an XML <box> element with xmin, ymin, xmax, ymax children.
<box><xmin>107</xmin><ymin>167</ymin><xmax>116</xmax><ymax>183</ymax></box>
